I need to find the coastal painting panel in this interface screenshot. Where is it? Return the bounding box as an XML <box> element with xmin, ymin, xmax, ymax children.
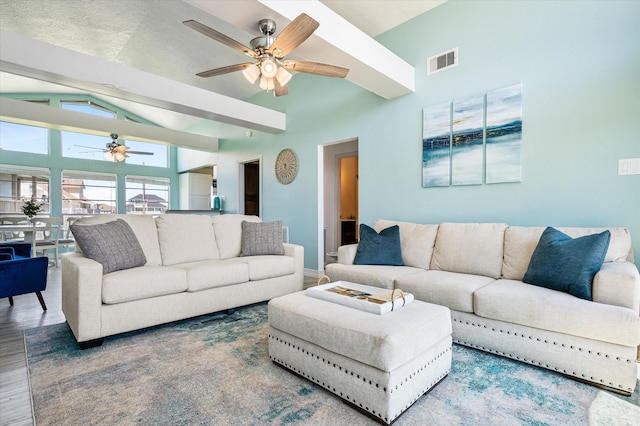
<box><xmin>486</xmin><ymin>84</ymin><xmax>523</xmax><ymax>184</ymax></box>
<box><xmin>451</xmin><ymin>94</ymin><xmax>484</xmax><ymax>186</ymax></box>
<box><xmin>422</xmin><ymin>101</ymin><xmax>452</xmax><ymax>187</ymax></box>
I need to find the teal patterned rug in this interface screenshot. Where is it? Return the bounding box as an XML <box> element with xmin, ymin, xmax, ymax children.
<box><xmin>25</xmin><ymin>302</ymin><xmax>639</xmax><ymax>425</ymax></box>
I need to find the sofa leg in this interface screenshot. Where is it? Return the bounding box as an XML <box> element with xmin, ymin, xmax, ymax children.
<box><xmin>35</xmin><ymin>291</ymin><xmax>47</xmax><ymax>311</ymax></box>
<box><xmin>79</xmin><ymin>338</ymin><xmax>104</xmax><ymax>350</ymax></box>
<box><xmin>8</xmin><ymin>296</ymin><xmax>13</xmax><ymax>306</ymax></box>
<box><xmin>226</xmin><ymin>308</ymin><xmax>236</xmax><ymax>315</ymax></box>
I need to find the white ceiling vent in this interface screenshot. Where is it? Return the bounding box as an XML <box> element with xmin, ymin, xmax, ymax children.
<box><xmin>427</xmin><ymin>48</ymin><xmax>458</xmax><ymax>75</ymax></box>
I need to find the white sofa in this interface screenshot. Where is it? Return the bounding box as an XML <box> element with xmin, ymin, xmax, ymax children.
<box><xmin>325</xmin><ymin>220</ymin><xmax>640</xmax><ymax>395</ymax></box>
<box><xmin>62</xmin><ymin>214</ymin><xmax>304</xmax><ymax>349</ymax></box>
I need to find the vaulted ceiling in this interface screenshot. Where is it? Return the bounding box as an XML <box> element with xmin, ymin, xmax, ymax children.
<box><xmin>0</xmin><ymin>0</ymin><xmax>446</xmax><ymax>146</ymax></box>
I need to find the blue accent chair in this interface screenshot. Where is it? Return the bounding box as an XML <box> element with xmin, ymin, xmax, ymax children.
<box><xmin>0</xmin><ymin>241</ymin><xmax>48</xmax><ymax>310</ymax></box>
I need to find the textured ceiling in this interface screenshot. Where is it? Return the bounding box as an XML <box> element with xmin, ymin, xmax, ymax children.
<box><xmin>0</xmin><ymin>0</ymin><xmax>446</xmax><ymax>137</ymax></box>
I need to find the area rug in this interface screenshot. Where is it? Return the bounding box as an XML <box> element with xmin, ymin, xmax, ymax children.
<box><xmin>25</xmin><ymin>303</ymin><xmax>639</xmax><ymax>426</ymax></box>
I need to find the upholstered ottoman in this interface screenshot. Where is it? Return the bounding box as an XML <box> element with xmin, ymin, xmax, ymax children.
<box><xmin>268</xmin><ymin>291</ymin><xmax>452</xmax><ymax>424</ymax></box>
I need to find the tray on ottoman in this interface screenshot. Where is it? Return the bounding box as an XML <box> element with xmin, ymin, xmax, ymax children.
<box><xmin>268</xmin><ymin>290</ymin><xmax>452</xmax><ymax>424</ymax></box>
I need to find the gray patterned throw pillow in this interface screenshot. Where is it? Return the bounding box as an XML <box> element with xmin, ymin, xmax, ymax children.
<box><xmin>71</xmin><ymin>219</ymin><xmax>147</xmax><ymax>274</ymax></box>
<box><xmin>240</xmin><ymin>220</ymin><xmax>285</xmax><ymax>256</ymax></box>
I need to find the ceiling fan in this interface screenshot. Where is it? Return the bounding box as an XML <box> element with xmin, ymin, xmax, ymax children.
<box><xmin>76</xmin><ymin>133</ymin><xmax>154</xmax><ymax>162</ymax></box>
<box><xmin>183</xmin><ymin>13</ymin><xmax>349</xmax><ymax>96</ymax></box>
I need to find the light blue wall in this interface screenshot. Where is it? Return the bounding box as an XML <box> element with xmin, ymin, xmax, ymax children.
<box><xmin>217</xmin><ymin>0</ymin><xmax>640</xmax><ymax>270</ymax></box>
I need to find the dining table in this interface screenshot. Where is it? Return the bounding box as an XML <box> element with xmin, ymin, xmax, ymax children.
<box><xmin>0</xmin><ymin>223</ymin><xmax>47</xmax><ymax>257</ymax></box>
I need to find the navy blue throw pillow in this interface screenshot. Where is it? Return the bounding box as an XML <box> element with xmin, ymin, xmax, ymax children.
<box><xmin>353</xmin><ymin>224</ymin><xmax>403</xmax><ymax>266</ymax></box>
<box><xmin>523</xmin><ymin>227</ymin><xmax>610</xmax><ymax>300</ymax></box>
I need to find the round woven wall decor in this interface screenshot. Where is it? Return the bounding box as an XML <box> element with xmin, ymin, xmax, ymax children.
<box><xmin>275</xmin><ymin>148</ymin><xmax>298</xmax><ymax>185</ymax></box>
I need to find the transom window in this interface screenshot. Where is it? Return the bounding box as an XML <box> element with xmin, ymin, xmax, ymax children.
<box><xmin>0</xmin><ymin>121</ymin><xmax>48</xmax><ymax>154</ymax></box>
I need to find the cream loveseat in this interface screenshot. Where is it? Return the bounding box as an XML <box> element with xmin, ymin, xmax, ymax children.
<box><xmin>325</xmin><ymin>220</ymin><xmax>640</xmax><ymax>395</ymax></box>
<box><xmin>62</xmin><ymin>214</ymin><xmax>304</xmax><ymax>349</ymax></box>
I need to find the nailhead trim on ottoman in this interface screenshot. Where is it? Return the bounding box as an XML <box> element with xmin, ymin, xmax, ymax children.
<box><xmin>268</xmin><ymin>291</ymin><xmax>452</xmax><ymax>424</ymax></box>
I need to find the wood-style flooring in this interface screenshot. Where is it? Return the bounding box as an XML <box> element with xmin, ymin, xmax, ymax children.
<box><xmin>0</xmin><ymin>265</ymin><xmax>64</xmax><ymax>426</ymax></box>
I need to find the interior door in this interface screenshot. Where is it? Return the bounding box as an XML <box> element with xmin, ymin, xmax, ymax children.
<box><xmin>244</xmin><ymin>162</ymin><xmax>260</xmax><ymax>216</ymax></box>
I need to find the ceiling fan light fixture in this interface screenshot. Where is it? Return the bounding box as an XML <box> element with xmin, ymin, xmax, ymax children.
<box><xmin>259</xmin><ymin>76</ymin><xmax>275</xmax><ymax>91</ymax></box>
<box><xmin>114</xmin><ymin>152</ymin><xmax>126</xmax><ymax>162</ymax></box>
<box><xmin>260</xmin><ymin>58</ymin><xmax>278</xmax><ymax>78</ymax></box>
<box><xmin>242</xmin><ymin>64</ymin><xmax>260</xmax><ymax>84</ymax></box>
<box><xmin>275</xmin><ymin>66</ymin><xmax>292</xmax><ymax>86</ymax></box>
<box><xmin>104</xmin><ymin>151</ymin><xmax>114</xmax><ymax>161</ymax></box>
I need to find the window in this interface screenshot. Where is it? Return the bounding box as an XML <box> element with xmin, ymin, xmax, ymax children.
<box><xmin>0</xmin><ymin>121</ymin><xmax>48</xmax><ymax>154</ymax></box>
<box><xmin>61</xmin><ymin>101</ymin><xmax>115</xmax><ymax>118</ymax></box>
<box><xmin>62</xmin><ymin>171</ymin><xmax>117</xmax><ymax>216</ymax></box>
<box><xmin>121</xmin><ymin>140</ymin><xmax>169</xmax><ymax>167</ymax></box>
<box><xmin>0</xmin><ymin>165</ymin><xmax>50</xmax><ymax>214</ymax></box>
<box><xmin>61</xmin><ymin>130</ymin><xmax>111</xmax><ymax>161</ymax></box>
<box><xmin>126</xmin><ymin>176</ymin><xmax>170</xmax><ymax>215</ymax></box>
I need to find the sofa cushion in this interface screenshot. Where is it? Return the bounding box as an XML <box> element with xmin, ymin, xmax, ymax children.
<box><xmin>171</xmin><ymin>260</ymin><xmax>250</xmax><ymax>292</ymax></box>
<box><xmin>503</xmin><ymin>226</ymin><xmax>633</xmax><ymax>280</ymax></box>
<box><xmin>474</xmin><ymin>279</ymin><xmax>640</xmax><ymax>347</ymax></box>
<box><xmin>73</xmin><ymin>214</ymin><xmax>162</xmax><ymax>266</ymax></box>
<box><xmin>354</xmin><ymin>224</ymin><xmax>403</xmax><ymax>266</ymax></box>
<box><xmin>431</xmin><ymin>222</ymin><xmax>507</xmax><ymax>279</ymax></box>
<box><xmin>102</xmin><ymin>265</ymin><xmax>187</xmax><ymax>304</ymax></box>
<box><xmin>236</xmin><ymin>255</ymin><xmax>296</xmax><ymax>281</ymax></box>
<box><xmin>212</xmin><ymin>215</ymin><xmax>262</xmax><ymax>259</ymax></box>
<box><xmin>396</xmin><ymin>270</ymin><xmax>496</xmax><ymax>313</ymax></box>
<box><xmin>241</xmin><ymin>220</ymin><xmax>284</xmax><ymax>256</ymax></box>
<box><xmin>523</xmin><ymin>227</ymin><xmax>610</xmax><ymax>300</ymax></box>
<box><xmin>374</xmin><ymin>220</ymin><xmax>438</xmax><ymax>270</ymax></box>
<box><xmin>71</xmin><ymin>219</ymin><xmax>147</xmax><ymax>274</ymax></box>
<box><xmin>155</xmin><ymin>214</ymin><xmax>220</xmax><ymax>266</ymax></box>
<box><xmin>325</xmin><ymin>263</ymin><xmax>423</xmax><ymax>290</ymax></box>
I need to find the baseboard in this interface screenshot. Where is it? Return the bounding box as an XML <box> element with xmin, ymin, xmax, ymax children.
<box><xmin>304</xmin><ymin>268</ymin><xmax>324</xmax><ymax>278</ymax></box>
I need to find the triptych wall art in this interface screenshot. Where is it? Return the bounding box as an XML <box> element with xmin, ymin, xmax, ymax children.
<box><xmin>422</xmin><ymin>83</ymin><xmax>523</xmax><ymax>187</ymax></box>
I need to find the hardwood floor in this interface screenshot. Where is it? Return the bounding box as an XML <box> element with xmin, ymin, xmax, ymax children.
<box><xmin>0</xmin><ymin>265</ymin><xmax>64</xmax><ymax>426</ymax></box>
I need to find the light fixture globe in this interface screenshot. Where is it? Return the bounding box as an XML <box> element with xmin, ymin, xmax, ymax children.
<box><xmin>275</xmin><ymin>67</ymin><xmax>292</xmax><ymax>86</ymax></box>
<box><xmin>260</xmin><ymin>58</ymin><xmax>278</xmax><ymax>78</ymax></box>
<box><xmin>242</xmin><ymin>64</ymin><xmax>260</xmax><ymax>84</ymax></box>
<box><xmin>259</xmin><ymin>76</ymin><xmax>274</xmax><ymax>91</ymax></box>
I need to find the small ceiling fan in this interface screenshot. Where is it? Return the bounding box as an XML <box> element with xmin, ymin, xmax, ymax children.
<box><xmin>76</xmin><ymin>133</ymin><xmax>154</xmax><ymax>162</ymax></box>
<box><xmin>183</xmin><ymin>13</ymin><xmax>349</xmax><ymax>96</ymax></box>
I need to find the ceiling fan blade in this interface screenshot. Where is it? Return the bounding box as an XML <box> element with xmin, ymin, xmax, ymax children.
<box><xmin>269</xmin><ymin>13</ymin><xmax>319</xmax><ymax>58</ymax></box>
<box><xmin>127</xmin><ymin>151</ymin><xmax>154</xmax><ymax>155</ymax></box>
<box><xmin>283</xmin><ymin>60</ymin><xmax>349</xmax><ymax>78</ymax></box>
<box><xmin>183</xmin><ymin>20</ymin><xmax>257</xmax><ymax>58</ymax></box>
<box><xmin>196</xmin><ymin>63</ymin><xmax>253</xmax><ymax>78</ymax></box>
<box><xmin>74</xmin><ymin>144</ymin><xmax>103</xmax><ymax>150</ymax></box>
<box><xmin>274</xmin><ymin>79</ymin><xmax>288</xmax><ymax>97</ymax></box>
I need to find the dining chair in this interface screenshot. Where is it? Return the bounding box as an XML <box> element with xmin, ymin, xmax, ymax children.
<box><xmin>0</xmin><ymin>216</ymin><xmax>28</xmax><ymax>241</ymax></box>
<box><xmin>33</xmin><ymin>218</ymin><xmax>63</xmax><ymax>267</ymax></box>
<box><xmin>58</xmin><ymin>216</ymin><xmax>82</xmax><ymax>255</ymax></box>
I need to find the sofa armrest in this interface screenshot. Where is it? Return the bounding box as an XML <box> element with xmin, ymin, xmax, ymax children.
<box><xmin>61</xmin><ymin>252</ymin><xmax>104</xmax><ymax>342</ymax></box>
<box><xmin>592</xmin><ymin>261</ymin><xmax>640</xmax><ymax>313</ymax></box>
<box><xmin>337</xmin><ymin>244</ymin><xmax>359</xmax><ymax>265</ymax></box>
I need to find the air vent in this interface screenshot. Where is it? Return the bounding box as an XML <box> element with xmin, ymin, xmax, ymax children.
<box><xmin>427</xmin><ymin>48</ymin><xmax>458</xmax><ymax>75</ymax></box>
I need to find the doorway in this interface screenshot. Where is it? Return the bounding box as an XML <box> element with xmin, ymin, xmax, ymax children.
<box><xmin>238</xmin><ymin>156</ymin><xmax>262</xmax><ymax>217</ymax></box>
<box><xmin>319</xmin><ymin>138</ymin><xmax>358</xmax><ymax>271</ymax></box>
<box><xmin>244</xmin><ymin>162</ymin><xmax>260</xmax><ymax>216</ymax></box>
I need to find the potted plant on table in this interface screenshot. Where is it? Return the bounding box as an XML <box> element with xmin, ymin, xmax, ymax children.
<box><xmin>21</xmin><ymin>199</ymin><xmax>44</xmax><ymax>223</ymax></box>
